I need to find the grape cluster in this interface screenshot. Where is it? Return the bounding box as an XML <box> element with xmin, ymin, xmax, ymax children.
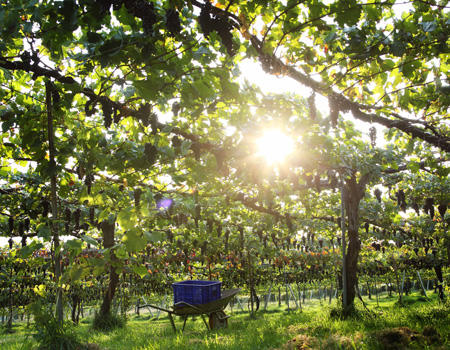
<box><xmin>374</xmin><ymin>188</ymin><xmax>382</xmax><ymax>202</ymax></box>
<box><xmin>328</xmin><ymin>96</ymin><xmax>339</xmax><ymax>128</ymax></box>
<box><xmin>412</xmin><ymin>201</ymin><xmax>420</xmax><ymax>215</ymax></box>
<box><xmin>101</xmin><ymin>100</ymin><xmax>113</xmax><ymax>128</ymax></box>
<box><xmin>172</xmin><ymin>136</ymin><xmax>181</xmax><ymax>154</ymax></box>
<box><xmin>134</xmin><ymin>188</ymin><xmax>142</xmax><ymax>207</ymax></box>
<box><xmin>438</xmin><ymin>204</ymin><xmax>447</xmax><ymax>219</ymax></box>
<box><xmin>42</xmin><ymin>199</ymin><xmax>50</xmax><ymax>217</ymax></box>
<box><xmin>396</xmin><ymin>189</ymin><xmax>407</xmax><ymax>211</ymax></box>
<box><xmin>327</xmin><ymin>170</ymin><xmax>338</xmax><ymax>187</ymax></box>
<box><xmin>308</xmin><ymin>93</ymin><xmax>317</xmax><ymax>121</ymax></box>
<box><xmin>144</xmin><ymin>142</ymin><xmax>158</xmax><ymax>166</ymax></box>
<box><xmin>128</xmin><ymin>0</ymin><xmax>157</xmax><ymax>35</ymax></box>
<box><xmin>198</xmin><ymin>2</ymin><xmax>235</xmax><ymax>56</ymax></box>
<box><xmin>314</xmin><ymin>174</ymin><xmax>321</xmax><ymax>192</ymax></box>
<box><xmin>96</xmin><ymin>0</ymin><xmax>158</xmax><ymax>35</ymax></box>
<box><xmin>191</xmin><ymin>142</ymin><xmax>201</xmax><ymax>160</ymax></box>
<box><xmin>8</xmin><ymin>217</ymin><xmax>14</xmax><ymax>234</ymax></box>
<box><xmin>424</xmin><ymin>197</ymin><xmax>434</xmax><ymax>219</ymax></box>
<box><xmin>369</xmin><ymin>126</ymin><xmax>377</xmax><ymax>148</ymax></box>
<box><xmin>136</xmin><ymin>103</ymin><xmax>151</xmax><ymax>127</ymax></box>
<box><xmin>74</xmin><ymin>208</ymin><xmax>81</xmax><ymax>231</ymax></box>
<box><xmin>89</xmin><ymin>207</ymin><xmax>96</xmax><ymax>226</ymax></box>
<box><xmin>149</xmin><ymin>112</ymin><xmax>159</xmax><ymax>134</ymax></box>
<box><xmin>165</xmin><ymin>8</ymin><xmax>181</xmax><ymax>37</ymax></box>
<box><xmin>65</xmin><ymin>208</ymin><xmax>71</xmax><ymax>233</ymax></box>
<box><xmin>85</xmin><ymin>174</ymin><xmax>94</xmax><ymax>194</ymax></box>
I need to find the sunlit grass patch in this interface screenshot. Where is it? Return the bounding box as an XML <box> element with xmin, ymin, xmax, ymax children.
<box><xmin>1</xmin><ymin>292</ymin><xmax>448</xmax><ymax>350</ymax></box>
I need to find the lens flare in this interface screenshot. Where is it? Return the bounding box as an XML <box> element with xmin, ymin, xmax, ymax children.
<box><xmin>256</xmin><ymin>130</ymin><xmax>294</xmax><ymax>164</ymax></box>
<box><xmin>157</xmin><ymin>198</ymin><xmax>173</xmax><ymax>210</ymax></box>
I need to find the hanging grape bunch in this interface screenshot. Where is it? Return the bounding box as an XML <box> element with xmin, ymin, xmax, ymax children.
<box><xmin>41</xmin><ymin>199</ymin><xmax>50</xmax><ymax>217</ymax></box>
<box><xmin>369</xmin><ymin>126</ymin><xmax>377</xmax><ymax>148</ymax></box>
<box><xmin>438</xmin><ymin>203</ymin><xmax>447</xmax><ymax>219</ymax></box>
<box><xmin>144</xmin><ymin>143</ymin><xmax>158</xmax><ymax>166</ymax></box>
<box><xmin>216</xmin><ymin>223</ymin><xmax>222</xmax><ymax>237</ymax></box>
<box><xmin>328</xmin><ymin>96</ymin><xmax>339</xmax><ymax>128</ymax></box>
<box><xmin>172</xmin><ymin>136</ymin><xmax>181</xmax><ymax>155</ymax></box>
<box><xmin>8</xmin><ymin>216</ymin><xmax>14</xmax><ymax>235</ymax></box>
<box><xmin>327</xmin><ymin>170</ymin><xmax>338</xmax><ymax>187</ymax></box>
<box><xmin>149</xmin><ymin>113</ymin><xmax>159</xmax><ymax>135</ymax></box>
<box><xmin>286</xmin><ymin>214</ymin><xmax>293</xmax><ymax>232</ymax></box>
<box><xmin>85</xmin><ymin>174</ymin><xmax>94</xmax><ymax>195</ymax></box>
<box><xmin>65</xmin><ymin>208</ymin><xmax>71</xmax><ymax>233</ymax></box>
<box><xmin>198</xmin><ymin>1</ymin><xmax>235</xmax><ymax>56</ymax></box>
<box><xmin>134</xmin><ymin>188</ymin><xmax>142</xmax><ymax>208</ymax></box>
<box><xmin>308</xmin><ymin>92</ymin><xmax>317</xmax><ymax>121</ymax></box>
<box><xmin>24</xmin><ymin>217</ymin><xmax>30</xmax><ymax>232</ymax></box>
<box><xmin>136</xmin><ymin>103</ymin><xmax>151</xmax><ymax>127</ymax></box>
<box><xmin>412</xmin><ymin>201</ymin><xmax>420</xmax><ymax>215</ymax></box>
<box><xmin>73</xmin><ymin>209</ymin><xmax>81</xmax><ymax>232</ymax></box>
<box><xmin>101</xmin><ymin>100</ymin><xmax>113</xmax><ymax>129</ymax></box>
<box><xmin>396</xmin><ymin>190</ymin><xmax>407</xmax><ymax>211</ymax></box>
<box><xmin>374</xmin><ymin>188</ymin><xmax>382</xmax><ymax>202</ymax></box>
<box><xmin>18</xmin><ymin>221</ymin><xmax>24</xmax><ymax>237</ymax></box>
<box><xmin>165</xmin><ymin>8</ymin><xmax>181</xmax><ymax>37</ymax></box>
<box><xmin>113</xmin><ymin>0</ymin><xmax>158</xmax><ymax>35</ymax></box>
<box><xmin>314</xmin><ymin>174</ymin><xmax>321</xmax><ymax>193</ymax></box>
<box><xmin>191</xmin><ymin>142</ymin><xmax>201</xmax><ymax>161</ymax></box>
<box><xmin>424</xmin><ymin>198</ymin><xmax>434</xmax><ymax>219</ymax></box>
<box><xmin>89</xmin><ymin>207</ymin><xmax>95</xmax><ymax>226</ymax></box>
<box><xmin>206</xmin><ymin>218</ymin><xmax>214</xmax><ymax>233</ymax></box>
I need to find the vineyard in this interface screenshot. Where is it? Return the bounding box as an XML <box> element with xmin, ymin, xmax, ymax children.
<box><xmin>0</xmin><ymin>0</ymin><xmax>449</xmax><ymax>349</ymax></box>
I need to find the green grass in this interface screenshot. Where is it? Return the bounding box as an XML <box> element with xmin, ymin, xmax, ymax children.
<box><xmin>1</xmin><ymin>292</ymin><xmax>449</xmax><ymax>350</ymax></box>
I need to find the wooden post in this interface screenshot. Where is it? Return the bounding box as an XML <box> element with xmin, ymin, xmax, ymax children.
<box><xmin>278</xmin><ymin>286</ymin><xmax>281</xmax><ymax>307</ymax></box>
<box><xmin>264</xmin><ymin>284</ymin><xmax>272</xmax><ymax>311</ymax></box>
<box><xmin>46</xmin><ymin>82</ymin><xmax>64</xmax><ymax>324</ymax></box>
<box><xmin>417</xmin><ymin>271</ymin><xmax>428</xmax><ymax>299</ymax></box>
<box><xmin>340</xmin><ymin>181</ymin><xmax>347</xmax><ymax>311</ymax></box>
<box><xmin>400</xmin><ymin>271</ymin><xmax>405</xmax><ymax>296</ymax></box>
<box><xmin>297</xmin><ymin>284</ymin><xmax>302</xmax><ymax>312</ymax></box>
<box><xmin>288</xmin><ymin>284</ymin><xmax>298</xmax><ymax>309</ymax></box>
<box><xmin>375</xmin><ymin>277</ymin><xmax>379</xmax><ymax>307</ymax></box>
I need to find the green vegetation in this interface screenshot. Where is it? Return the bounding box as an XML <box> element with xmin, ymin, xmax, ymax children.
<box><xmin>92</xmin><ymin>311</ymin><xmax>126</xmax><ymax>332</ymax></box>
<box><xmin>29</xmin><ymin>301</ymin><xmax>84</xmax><ymax>350</ymax></box>
<box><xmin>0</xmin><ymin>0</ymin><xmax>448</xmax><ymax>348</ymax></box>
<box><xmin>1</xmin><ymin>292</ymin><xmax>448</xmax><ymax>350</ymax></box>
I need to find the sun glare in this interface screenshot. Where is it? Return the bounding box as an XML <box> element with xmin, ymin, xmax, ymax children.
<box><xmin>256</xmin><ymin>130</ymin><xmax>294</xmax><ymax>164</ymax></box>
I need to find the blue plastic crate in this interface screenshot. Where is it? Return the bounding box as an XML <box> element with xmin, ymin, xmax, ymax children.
<box><xmin>172</xmin><ymin>280</ymin><xmax>221</xmax><ymax>305</ymax></box>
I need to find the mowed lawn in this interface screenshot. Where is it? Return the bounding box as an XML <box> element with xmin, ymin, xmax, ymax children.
<box><xmin>1</xmin><ymin>292</ymin><xmax>449</xmax><ymax>350</ymax></box>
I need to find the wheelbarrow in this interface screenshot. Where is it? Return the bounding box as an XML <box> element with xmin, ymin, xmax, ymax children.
<box><xmin>139</xmin><ymin>288</ymin><xmax>240</xmax><ymax>332</ymax></box>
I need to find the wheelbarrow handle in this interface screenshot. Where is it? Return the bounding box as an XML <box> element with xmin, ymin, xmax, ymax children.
<box><xmin>173</xmin><ymin>301</ymin><xmax>203</xmax><ymax>313</ymax></box>
<box><xmin>138</xmin><ymin>303</ymin><xmax>173</xmax><ymax>314</ymax></box>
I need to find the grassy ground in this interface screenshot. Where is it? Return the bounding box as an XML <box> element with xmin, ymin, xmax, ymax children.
<box><xmin>1</xmin><ymin>292</ymin><xmax>449</xmax><ymax>350</ymax></box>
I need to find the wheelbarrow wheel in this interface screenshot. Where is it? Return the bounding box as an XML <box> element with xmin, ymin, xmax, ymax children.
<box><xmin>209</xmin><ymin>311</ymin><xmax>228</xmax><ymax>330</ymax></box>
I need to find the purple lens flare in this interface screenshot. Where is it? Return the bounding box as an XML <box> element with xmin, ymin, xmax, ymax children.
<box><xmin>157</xmin><ymin>198</ymin><xmax>173</xmax><ymax>210</ymax></box>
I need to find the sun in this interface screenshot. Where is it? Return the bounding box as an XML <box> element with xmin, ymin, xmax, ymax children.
<box><xmin>256</xmin><ymin>130</ymin><xmax>294</xmax><ymax>164</ymax></box>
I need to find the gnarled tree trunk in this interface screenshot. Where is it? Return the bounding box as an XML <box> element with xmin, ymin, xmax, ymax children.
<box><xmin>434</xmin><ymin>265</ymin><xmax>445</xmax><ymax>302</ymax></box>
<box><xmin>343</xmin><ymin>174</ymin><xmax>369</xmax><ymax>313</ymax></box>
<box><xmin>99</xmin><ymin>219</ymin><xmax>119</xmax><ymax>317</ymax></box>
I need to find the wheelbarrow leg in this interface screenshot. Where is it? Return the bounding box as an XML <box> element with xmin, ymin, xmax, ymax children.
<box><xmin>201</xmin><ymin>314</ymin><xmax>210</xmax><ymax>331</ymax></box>
<box><xmin>182</xmin><ymin>316</ymin><xmax>188</xmax><ymax>332</ymax></box>
<box><xmin>168</xmin><ymin>313</ymin><xmax>177</xmax><ymax>333</ymax></box>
